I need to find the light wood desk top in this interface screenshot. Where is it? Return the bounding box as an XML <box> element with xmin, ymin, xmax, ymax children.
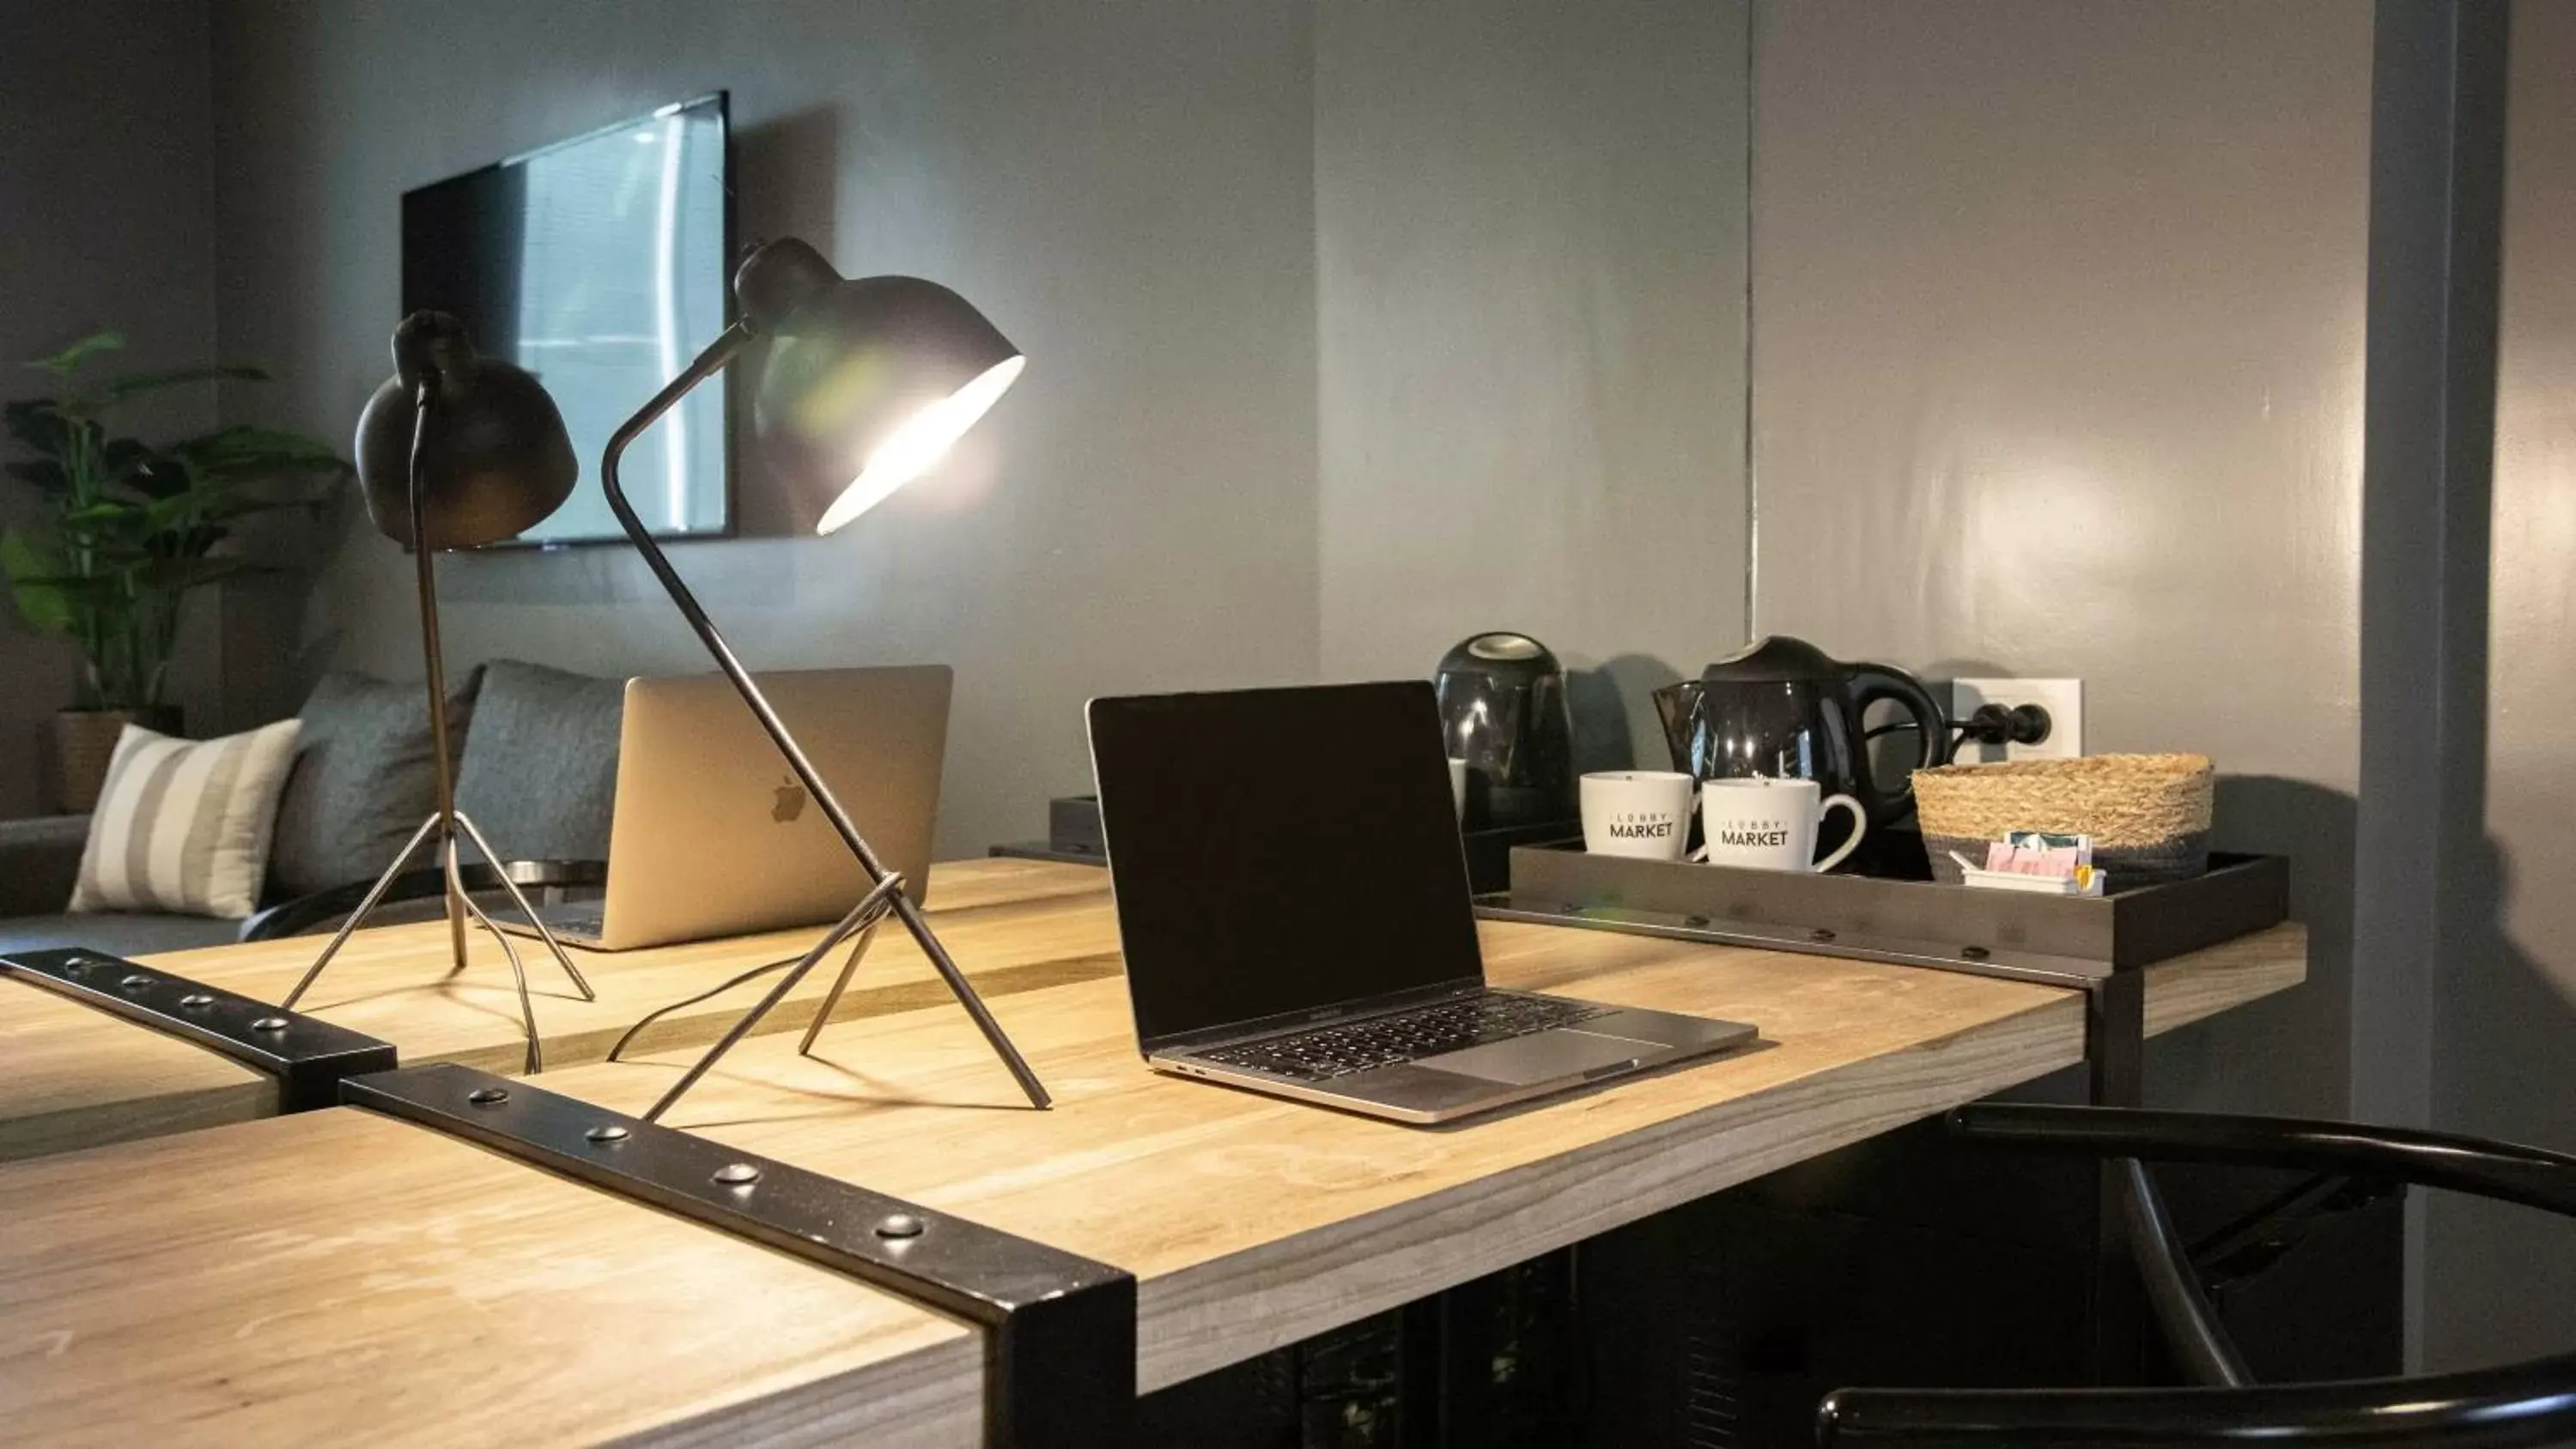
<box><xmin>537</xmin><ymin>919</ymin><xmax>2309</xmax><ymax>1391</ymax></box>
<box><xmin>0</xmin><ymin>858</ymin><xmax>1116</xmax><ymax>1161</ymax></box>
<box><xmin>0</xmin><ymin>1108</ymin><xmax>980</xmax><ymax>1448</ymax></box>
<box><xmin>0</xmin><ymin>916</ymin><xmax>2302</xmax><ymax>1443</ymax></box>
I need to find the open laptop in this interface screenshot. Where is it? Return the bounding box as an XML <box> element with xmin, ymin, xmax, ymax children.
<box><xmin>1086</xmin><ymin>681</ymin><xmax>1754</xmax><ymax>1125</ymax></box>
<box><xmin>501</xmin><ymin>665</ymin><xmax>951</xmax><ymax>951</ymax></box>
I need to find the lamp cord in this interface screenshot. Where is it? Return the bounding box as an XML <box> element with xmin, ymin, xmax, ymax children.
<box><xmin>605</xmin><ymin>952</ymin><xmax>800</xmax><ymax>1063</ymax></box>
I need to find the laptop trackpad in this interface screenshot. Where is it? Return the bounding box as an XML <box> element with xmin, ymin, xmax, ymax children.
<box><xmin>1419</xmin><ymin>1030</ymin><xmax>1657</xmax><ymax>1087</ymax></box>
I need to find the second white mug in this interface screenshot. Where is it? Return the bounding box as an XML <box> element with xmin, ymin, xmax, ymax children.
<box><xmin>1694</xmin><ymin>777</ymin><xmax>1867</xmax><ymax>874</ymax></box>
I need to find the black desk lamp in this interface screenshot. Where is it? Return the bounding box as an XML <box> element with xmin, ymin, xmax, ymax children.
<box><xmin>278</xmin><ymin>312</ymin><xmax>598</xmax><ymax>1070</ymax></box>
<box><xmin>602</xmin><ymin>238</ymin><xmax>1048</xmax><ymax>1119</ymax></box>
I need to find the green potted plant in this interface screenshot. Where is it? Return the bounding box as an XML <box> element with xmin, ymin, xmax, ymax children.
<box><xmin>2</xmin><ymin>330</ymin><xmax>350</xmax><ymax>811</ymax></box>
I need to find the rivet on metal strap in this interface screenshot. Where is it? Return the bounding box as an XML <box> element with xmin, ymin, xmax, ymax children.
<box><xmin>466</xmin><ymin>1086</ymin><xmax>510</xmax><ymax>1106</ymax></box>
<box><xmin>876</xmin><ymin>1213</ymin><xmax>926</xmax><ymax>1240</ymax></box>
<box><xmin>586</xmin><ymin>1124</ymin><xmax>631</xmax><ymax>1143</ymax></box>
<box><xmin>178</xmin><ymin>993</ymin><xmax>216</xmax><ymax>1009</ymax></box>
<box><xmin>120</xmin><ymin>973</ymin><xmax>155</xmax><ymax>990</ymax></box>
<box><xmin>714</xmin><ymin>1162</ymin><xmax>762</xmax><ymax>1187</ymax></box>
<box><xmin>250</xmin><ymin>1016</ymin><xmax>290</xmax><ymax>1033</ymax></box>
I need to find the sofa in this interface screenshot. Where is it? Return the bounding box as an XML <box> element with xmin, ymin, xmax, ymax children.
<box><xmin>0</xmin><ymin>660</ymin><xmax>626</xmax><ymax>960</ymax></box>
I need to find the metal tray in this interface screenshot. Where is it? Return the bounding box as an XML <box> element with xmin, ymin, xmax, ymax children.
<box><xmin>1461</xmin><ymin>820</ymin><xmax>1582</xmax><ymax>895</ymax></box>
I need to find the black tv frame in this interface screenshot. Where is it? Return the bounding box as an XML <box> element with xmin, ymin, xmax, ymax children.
<box><xmin>401</xmin><ymin>90</ymin><xmax>737</xmax><ymax>550</ymax></box>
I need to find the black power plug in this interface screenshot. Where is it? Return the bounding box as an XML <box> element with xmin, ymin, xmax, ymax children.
<box><xmin>1958</xmin><ymin>702</ymin><xmax>2053</xmax><ymax>749</ymax></box>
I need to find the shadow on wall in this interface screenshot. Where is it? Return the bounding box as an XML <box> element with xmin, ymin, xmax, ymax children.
<box><xmin>1571</xmin><ymin>652</ymin><xmax>1689</xmax><ymax>777</ymax></box>
<box><xmin>2142</xmin><ymin>775</ymin><xmax>2358</xmax><ymax>1117</ymax></box>
<box><xmin>732</xmin><ymin>105</ymin><xmax>840</xmax><ymax>541</ymax></box>
<box><xmin>2421</xmin><ymin>829</ymin><xmax>2576</xmax><ymax>1369</ymax></box>
<box><xmin>1988</xmin><ymin>775</ymin><xmax>2355</xmax><ymax>1126</ymax></box>
<box><xmin>220</xmin><ymin>485</ymin><xmax>361</xmax><ymax>733</ymax></box>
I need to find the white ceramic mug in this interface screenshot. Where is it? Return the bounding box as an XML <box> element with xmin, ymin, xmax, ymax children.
<box><xmin>1580</xmin><ymin>771</ymin><xmax>1698</xmax><ymax>860</ymax></box>
<box><xmin>1693</xmin><ymin>777</ymin><xmax>1867</xmax><ymax>874</ymax></box>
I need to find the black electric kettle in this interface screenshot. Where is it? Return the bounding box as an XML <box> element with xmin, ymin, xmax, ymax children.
<box><xmin>1650</xmin><ymin>636</ymin><xmax>1952</xmax><ymax>829</ymax></box>
<box><xmin>1435</xmin><ymin>632</ymin><xmax>1575</xmax><ymax>829</ymax></box>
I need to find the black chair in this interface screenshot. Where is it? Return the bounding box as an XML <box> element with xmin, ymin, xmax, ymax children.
<box><xmin>1818</xmin><ymin>1104</ymin><xmax>2576</xmax><ymax>1447</ymax></box>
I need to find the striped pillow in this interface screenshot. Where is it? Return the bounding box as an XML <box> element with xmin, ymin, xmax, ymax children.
<box><xmin>69</xmin><ymin>720</ymin><xmax>303</xmax><ymax>919</ymax></box>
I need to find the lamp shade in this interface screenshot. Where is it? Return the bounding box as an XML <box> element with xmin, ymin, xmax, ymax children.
<box><xmin>735</xmin><ymin>239</ymin><xmax>1024</xmax><ymax>536</ymax></box>
<box><xmin>355</xmin><ymin>311</ymin><xmax>578</xmax><ymax>550</ymax></box>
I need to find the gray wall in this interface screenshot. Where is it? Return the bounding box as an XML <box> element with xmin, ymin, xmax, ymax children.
<box><xmin>1315</xmin><ymin>1</ymin><xmax>1751</xmax><ymax>769</ymax></box>
<box><xmin>2427</xmin><ymin>0</ymin><xmax>2576</xmax><ymax>1370</ymax></box>
<box><xmin>0</xmin><ymin>1</ymin><xmax>218</xmax><ymax>817</ymax></box>
<box><xmin>1747</xmin><ymin>0</ymin><xmax>2373</xmax><ymax>1116</ymax></box>
<box><xmin>205</xmin><ymin>0</ymin><xmax>1753</xmax><ymax>857</ymax></box>
<box><xmin>210</xmin><ymin>0</ymin><xmax>1324</xmax><ymax>860</ymax></box>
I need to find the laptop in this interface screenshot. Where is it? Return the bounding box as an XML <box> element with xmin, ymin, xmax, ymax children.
<box><xmin>1085</xmin><ymin>681</ymin><xmax>1755</xmax><ymax>1125</ymax></box>
<box><xmin>501</xmin><ymin>665</ymin><xmax>951</xmax><ymax>951</ymax></box>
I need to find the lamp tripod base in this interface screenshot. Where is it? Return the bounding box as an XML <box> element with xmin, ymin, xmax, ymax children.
<box><xmin>277</xmin><ymin>809</ymin><xmax>598</xmax><ymax>1073</ymax></box>
<box><xmin>630</xmin><ymin>872</ymin><xmax>909</xmax><ymax>1124</ymax></box>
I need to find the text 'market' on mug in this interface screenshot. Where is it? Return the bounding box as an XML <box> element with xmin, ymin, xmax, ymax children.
<box><xmin>1694</xmin><ymin>777</ymin><xmax>1866</xmax><ymax>874</ymax></box>
<box><xmin>1578</xmin><ymin>770</ymin><xmax>1698</xmax><ymax>860</ymax></box>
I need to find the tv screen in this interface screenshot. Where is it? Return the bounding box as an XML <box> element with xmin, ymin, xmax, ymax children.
<box><xmin>403</xmin><ymin>93</ymin><xmax>732</xmax><ymax>546</ymax></box>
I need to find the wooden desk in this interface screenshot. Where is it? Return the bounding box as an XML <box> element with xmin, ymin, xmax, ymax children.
<box><xmin>0</xmin><ymin>858</ymin><xmax>1116</xmax><ymax>1161</ymax></box>
<box><xmin>515</xmin><ymin>919</ymin><xmax>2309</xmax><ymax>1391</ymax></box>
<box><xmin>0</xmin><ymin>917</ymin><xmax>2304</xmax><ymax>1442</ymax></box>
<box><xmin>0</xmin><ymin>1108</ymin><xmax>981</xmax><ymax>1447</ymax></box>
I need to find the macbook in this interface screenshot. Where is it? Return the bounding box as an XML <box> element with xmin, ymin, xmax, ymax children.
<box><xmin>503</xmin><ymin>665</ymin><xmax>950</xmax><ymax>951</ymax></box>
<box><xmin>1085</xmin><ymin>681</ymin><xmax>1754</xmax><ymax>1125</ymax></box>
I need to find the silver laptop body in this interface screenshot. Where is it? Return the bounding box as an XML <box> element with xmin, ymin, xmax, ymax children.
<box><xmin>502</xmin><ymin>665</ymin><xmax>951</xmax><ymax>952</ymax></box>
<box><xmin>1085</xmin><ymin>682</ymin><xmax>1754</xmax><ymax>1125</ymax></box>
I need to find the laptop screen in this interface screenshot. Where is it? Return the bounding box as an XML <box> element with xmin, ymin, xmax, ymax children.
<box><xmin>1087</xmin><ymin>682</ymin><xmax>1485</xmax><ymax>1052</ymax></box>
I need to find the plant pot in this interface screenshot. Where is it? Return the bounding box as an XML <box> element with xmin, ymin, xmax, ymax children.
<box><xmin>49</xmin><ymin>706</ymin><xmax>181</xmax><ymax>814</ymax></box>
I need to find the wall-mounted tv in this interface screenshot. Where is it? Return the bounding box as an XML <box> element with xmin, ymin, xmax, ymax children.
<box><xmin>403</xmin><ymin>92</ymin><xmax>732</xmax><ymax>547</ymax></box>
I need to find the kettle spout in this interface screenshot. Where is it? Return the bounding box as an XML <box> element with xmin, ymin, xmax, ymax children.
<box><xmin>1649</xmin><ymin>682</ymin><xmax>1706</xmax><ymax>775</ymax></box>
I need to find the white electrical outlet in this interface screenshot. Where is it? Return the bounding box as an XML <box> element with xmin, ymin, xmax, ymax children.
<box><xmin>1949</xmin><ymin>678</ymin><xmax>2084</xmax><ymax>762</ymax></box>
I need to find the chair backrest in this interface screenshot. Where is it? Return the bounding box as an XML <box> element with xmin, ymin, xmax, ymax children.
<box><xmin>1816</xmin><ymin>1105</ymin><xmax>2576</xmax><ymax>1447</ymax></box>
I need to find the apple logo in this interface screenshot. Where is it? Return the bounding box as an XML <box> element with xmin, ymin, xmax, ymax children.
<box><xmin>771</xmin><ymin>779</ymin><xmax>809</xmax><ymax>824</ymax></box>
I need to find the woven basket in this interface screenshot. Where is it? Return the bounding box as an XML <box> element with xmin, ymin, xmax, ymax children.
<box><xmin>1912</xmin><ymin>753</ymin><xmax>2215</xmax><ymax>887</ymax></box>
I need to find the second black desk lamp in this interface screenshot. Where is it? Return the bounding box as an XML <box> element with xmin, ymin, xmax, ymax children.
<box><xmin>281</xmin><ymin>312</ymin><xmax>598</xmax><ymax>1071</ymax></box>
<box><xmin>604</xmin><ymin>238</ymin><xmax>1045</xmax><ymax>1118</ymax></box>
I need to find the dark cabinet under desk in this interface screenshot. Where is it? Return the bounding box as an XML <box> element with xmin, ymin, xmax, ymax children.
<box><xmin>1139</xmin><ymin>1111</ymin><xmax>2403</xmax><ymax>1449</ymax></box>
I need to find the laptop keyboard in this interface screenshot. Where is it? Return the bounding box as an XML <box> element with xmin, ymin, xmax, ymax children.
<box><xmin>1194</xmin><ymin>993</ymin><xmax>1616</xmax><ymax>1082</ymax></box>
<box><xmin>541</xmin><ymin>910</ymin><xmax>605</xmax><ymax>938</ymax></box>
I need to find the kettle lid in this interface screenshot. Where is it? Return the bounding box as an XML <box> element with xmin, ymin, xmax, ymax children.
<box><xmin>1700</xmin><ymin>634</ymin><xmax>1840</xmax><ymax>683</ymax></box>
<box><xmin>1438</xmin><ymin>631</ymin><xmax>1561</xmax><ymax>678</ymax></box>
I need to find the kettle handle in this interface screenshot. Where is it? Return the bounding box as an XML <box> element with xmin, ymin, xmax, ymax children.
<box><xmin>1847</xmin><ymin>663</ymin><xmax>1953</xmax><ymax>800</ymax></box>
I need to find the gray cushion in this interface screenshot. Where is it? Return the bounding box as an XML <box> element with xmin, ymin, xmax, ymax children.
<box><xmin>268</xmin><ymin>668</ymin><xmax>482</xmax><ymax>898</ymax></box>
<box><xmin>0</xmin><ymin>911</ymin><xmax>243</xmax><ymax>958</ymax></box>
<box><xmin>452</xmin><ymin>660</ymin><xmax>623</xmax><ymax>863</ymax></box>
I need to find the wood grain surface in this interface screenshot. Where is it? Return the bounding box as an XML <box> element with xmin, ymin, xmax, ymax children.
<box><xmin>0</xmin><ymin>1108</ymin><xmax>981</xmax><ymax>1448</ymax></box>
<box><xmin>529</xmin><ymin>919</ymin><xmax>2309</xmax><ymax>1391</ymax></box>
<box><xmin>0</xmin><ymin>858</ymin><xmax>1115</xmax><ymax>1162</ymax></box>
<box><xmin>0</xmin><ymin>915</ymin><xmax>2301</xmax><ymax>1443</ymax></box>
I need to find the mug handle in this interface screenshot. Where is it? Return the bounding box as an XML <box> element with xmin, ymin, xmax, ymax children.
<box><xmin>1812</xmin><ymin>793</ymin><xmax>1868</xmax><ymax>873</ymax></box>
